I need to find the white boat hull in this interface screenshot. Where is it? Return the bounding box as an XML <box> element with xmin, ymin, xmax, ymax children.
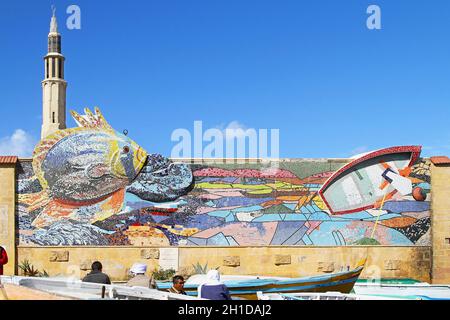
<box><xmin>353</xmin><ymin>282</ymin><xmax>450</xmax><ymax>300</ymax></box>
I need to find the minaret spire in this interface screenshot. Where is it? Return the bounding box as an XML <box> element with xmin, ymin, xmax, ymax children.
<box><xmin>41</xmin><ymin>7</ymin><xmax>67</xmax><ymax>139</ymax></box>
<box><xmin>50</xmin><ymin>6</ymin><xmax>58</xmax><ymax>33</ymax></box>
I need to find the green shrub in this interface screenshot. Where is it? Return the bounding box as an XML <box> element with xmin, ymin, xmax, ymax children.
<box><xmin>152</xmin><ymin>268</ymin><xmax>176</xmax><ymax>281</ymax></box>
<box><xmin>18</xmin><ymin>259</ymin><xmax>49</xmax><ymax>277</ymax></box>
<box><xmin>192</xmin><ymin>262</ymin><xmax>220</xmax><ymax>275</ymax></box>
<box><xmin>192</xmin><ymin>262</ymin><xmax>208</xmax><ymax>274</ymax></box>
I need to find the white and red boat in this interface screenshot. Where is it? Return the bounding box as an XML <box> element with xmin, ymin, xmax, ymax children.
<box><xmin>318</xmin><ymin>146</ymin><xmax>422</xmax><ymax>214</ymax></box>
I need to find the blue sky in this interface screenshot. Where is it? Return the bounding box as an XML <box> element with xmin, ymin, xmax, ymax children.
<box><xmin>0</xmin><ymin>0</ymin><xmax>449</xmax><ymax>158</ymax></box>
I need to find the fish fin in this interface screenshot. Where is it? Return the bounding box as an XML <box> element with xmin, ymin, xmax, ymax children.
<box><xmin>18</xmin><ymin>189</ymin><xmax>51</xmax><ymax>212</ymax></box>
<box><xmin>31</xmin><ymin>211</ymin><xmax>53</xmax><ymax>228</ymax></box>
<box><xmin>93</xmin><ymin>107</ymin><xmax>113</xmax><ymax>130</ymax></box>
<box><xmin>31</xmin><ymin>200</ymin><xmax>75</xmax><ymax>228</ymax></box>
<box><xmin>70</xmin><ymin>109</ymin><xmax>91</xmax><ymax>128</ymax></box>
<box><xmin>70</xmin><ymin>107</ymin><xmax>113</xmax><ymax>131</ymax></box>
<box><xmin>92</xmin><ymin>189</ymin><xmax>125</xmax><ymax>223</ymax></box>
<box><xmin>84</xmin><ymin>107</ymin><xmax>95</xmax><ymax>119</ymax></box>
<box><xmin>31</xmin><ymin>191</ymin><xmax>125</xmax><ymax>228</ymax></box>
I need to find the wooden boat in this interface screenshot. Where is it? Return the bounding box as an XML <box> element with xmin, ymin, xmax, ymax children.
<box><xmin>353</xmin><ymin>282</ymin><xmax>450</xmax><ymax>300</ymax></box>
<box><xmin>318</xmin><ymin>146</ymin><xmax>421</xmax><ymax>214</ymax></box>
<box><xmin>156</xmin><ymin>259</ymin><xmax>366</xmax><ymax>300</ymax></box>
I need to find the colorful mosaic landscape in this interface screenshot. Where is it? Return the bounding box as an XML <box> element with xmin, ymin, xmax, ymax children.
<box><xmin>17</xmin><ymin>158</ymin><xmax>431</xmax><ymax>246</ymax></box>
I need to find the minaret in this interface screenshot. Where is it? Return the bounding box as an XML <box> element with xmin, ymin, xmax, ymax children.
<box><xmin>41</xmin><ymin>8</ymin><xmax>67</xmax><ymax>139</ymax></box>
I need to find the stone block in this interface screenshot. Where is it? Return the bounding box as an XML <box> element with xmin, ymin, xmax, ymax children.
<box><xmin>49</xmin><ymin>250</ymin><xmax>69</xmax><ymax>262</ymax></box>
<box><xmin>274</xmin><ymin>255</ymin><xmax>291</xmax><ymax>266</ymax></box>
<box><xmin>141</xmin><ymin>248</ymin><xmax>160</xmax><ymax>259</ymax></box>
<box><xmin>416</xmin><ymin>260</ymin><xmax>431</xmax><ymax>269</ymax></box>
<box><xmin>223</xmin><ymin>256</ymin><xmax>240</xmax><ymax>267</ymax></box>
<box><xmin>317</xmin><ymin>262</ymin><xmax>335</xmax><ymax>273</ymax></box>
<box><xmin>384</xmin><ymin>260</ymin><xmax>400</xmax><ymax>271</ymax></box>
<box><xmin>80</xmin><ymin>260</ymin><xmax>93</xmax><ymax>271</ymax></box>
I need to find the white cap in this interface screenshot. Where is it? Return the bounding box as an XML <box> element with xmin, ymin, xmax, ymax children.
<box><xmin>130</xmin><ymin>263</ymin><xmax>147</xmax><ymax>274</ymax></box>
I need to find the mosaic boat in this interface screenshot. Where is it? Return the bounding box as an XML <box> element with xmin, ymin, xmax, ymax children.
<box><xmin>156</xmin><ymin>260</ymin><xmax>365</xmax><ymax>300</ymax></box>
<box><xmin>318</xmin><ymin>146</ymin><xmax>422</xmax><ymax>214</ymax></box>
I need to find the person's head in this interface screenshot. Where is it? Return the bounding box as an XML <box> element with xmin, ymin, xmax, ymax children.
<box><xmin>91</xmin><ymin>261</ymin><xmax>103</xmax><ymax>272</ymax></box>
<box><xmin>129</xmin><ymin>263</ymin><xmax>147</xmax><ymax>276</ymax></box>
<box><xmin>172</xmin><ymin>275</ymin><xmax>185</xmax><ymax>291</ymax></box>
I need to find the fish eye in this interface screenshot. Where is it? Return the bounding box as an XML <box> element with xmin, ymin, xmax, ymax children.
<box><xmin>122</xmin><ymin>146</ymin><xmax>130</xmax><ymax>154</ymax></box>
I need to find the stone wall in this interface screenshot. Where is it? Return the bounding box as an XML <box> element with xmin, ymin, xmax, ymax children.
<box><xmin>431</xmin><ymin>161</ymin><xmax>450</xmax><ymax>283</ymax></box>
<box><xmin>17</xmin><ymin>245</ymin><xmax>431</xmax><ymax>282</ymax></box>
<box><xmin>0</xmin><ymin>163</ymin><xmax>16</xmax><ymax>275</ymax></box>
<box><xmin>8</xmin><ymin>156</ymin><xmax>436</xmax><ymax>282</ymax></box>
<box><xmin>178</xmin><ymin>246</ymin><xmax>431</xmax><ymax>281</ymax></box>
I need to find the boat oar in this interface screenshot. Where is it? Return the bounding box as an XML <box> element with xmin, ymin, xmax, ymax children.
<box><xmin>359</xmin><ymin>190</ymin><xmax>389</xmax><ymax>269</ymax></box>
<box><xmin>370</xmin><ymin>191</ymin><xmax>389</xmax><ymax>240</ymax></box>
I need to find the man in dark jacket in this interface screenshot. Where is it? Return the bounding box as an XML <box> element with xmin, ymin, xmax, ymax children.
<box><xmin>82</xmin><ymin>261</ymin><xmax>111</xmax><ymax>284</ymax></box>
<box><xmin>167</xmin><ymin>275</ymin><xmax>187</xmax><ymax>295</ymax></box>
<box><xmin>0</xmin><ymin>246</ymin><xmax>8</xmax><ymax>275</ymax></box>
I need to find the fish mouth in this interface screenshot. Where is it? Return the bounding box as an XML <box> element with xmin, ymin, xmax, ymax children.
<box><xmin>126</xmin><ymin>154</ymin><xmax>194</xmax><ymax>202</ymax></box>
<box><xmin>136</xmin><ymin>147</ymin><xmax>148</xmax><ymax>166</ymax></box>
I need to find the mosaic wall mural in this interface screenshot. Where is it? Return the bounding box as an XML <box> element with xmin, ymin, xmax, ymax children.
<box><xmin>16</xmin><ymin>111</ymin><xmax>431</xmax><ymax>246</ymax></box>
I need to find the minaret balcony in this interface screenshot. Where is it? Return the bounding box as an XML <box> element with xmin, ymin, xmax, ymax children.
<box><xmin>43</xmin><ymin>52</ymin><xmax>65</xmax><ymax>60</ymax></box>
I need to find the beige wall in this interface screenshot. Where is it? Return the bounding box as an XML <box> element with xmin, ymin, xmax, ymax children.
<box><xmin>17</xmin><ymin>245</ymin><xmax>431</xmax><ymax>282</ymax></box>
<box><xmin>17</xmin><ymin>247</ymin><xmax>161</xmax><ymax>281</ymax></box>
<box><xmin>431</xmin><ymin>163</ymin><xmax>450</xmax><ymax>284</ymax></box>
<box><xmin>0</xmin><ymin>164</ymin><xmax>16</xmax><ymax>275</ymax></box>
<box><xmin>178</xmin><ymin>246</ymin><xmax>431</xmax><ymax>282</ymax></box>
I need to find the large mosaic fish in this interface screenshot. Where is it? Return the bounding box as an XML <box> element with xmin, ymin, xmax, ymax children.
<box><xmin>20</xmin><ymin>107</ymin><xmax>194</xmax><ymax>228</ymax></box>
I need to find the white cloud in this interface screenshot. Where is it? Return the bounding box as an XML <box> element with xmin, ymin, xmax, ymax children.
<box><xmin>216</xmin><ymin>121</ymin><xmax>252</xmax><ymax>140</ymax></box>
<box><xmin>225</xmin><ymin>120</ymin><xmax>247</xmax><ymax>131</ymax></box>
<box><xmin>0</xmin><ymin>129</ymin><xmax>37</xmax><ymax>158</ymax></box>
